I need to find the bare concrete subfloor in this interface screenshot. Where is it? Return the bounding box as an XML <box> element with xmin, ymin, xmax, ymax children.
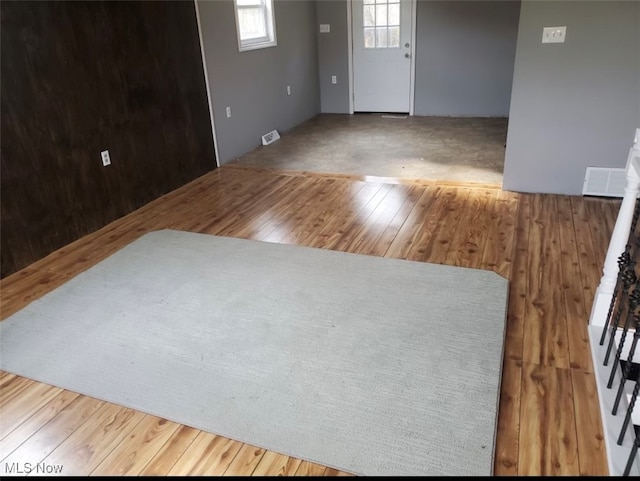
<box><xmin>229</xmin><ymin>113</ymin><xmax>508</xmax><ymax>185</ymax></box>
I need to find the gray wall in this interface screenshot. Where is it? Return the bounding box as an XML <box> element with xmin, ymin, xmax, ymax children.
<box><xmin>503</xmin><ymin>1</ymin><xmax>640</xmax><ymax>195</ymax></box>
<box><xmin>315</xmin><ymin>0</ymin><xmax>521</xmax><ymax>116</ymax></box>
<box><xmin>197</xmin><ymin>0</ymin><xmax>320</xmax><ymax>164</ymax></box>
<box><xmin>317</xmin><ymin>0</ymin><xmax>351</xmax><ymax>113</ymax></box>
<box><xmin>414</xmin><ymin>1</ymin><xmax>520</xmax><ymax>116</ymax></box>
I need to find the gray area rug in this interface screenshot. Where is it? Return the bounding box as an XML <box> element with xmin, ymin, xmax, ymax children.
<box><xmin>0</xmin><ymin>230</ymin><xmax>509</xmax><ymax>476</ymax></box>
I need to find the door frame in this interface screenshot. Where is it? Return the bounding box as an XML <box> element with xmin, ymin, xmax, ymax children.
<box><xmin>347</xmin><ymin>0</ymin><xmax>417</xmax><ymax>115</ymax></box>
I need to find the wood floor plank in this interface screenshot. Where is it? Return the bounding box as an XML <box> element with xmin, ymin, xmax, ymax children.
<box><xmin>204</xmin><ymin>175</ymin><xmax>304</xmax><ymax>238</ymax></box>
<box><xmin>332</xmin><ymin>183</ymin><xmax>410</xmax><ymax>254</ymax></box>
<box><xmin>348</xmin><ymin>184</ymin><xmax>423</xmax><ymax>257</ymax></box>
<box><xmin>584</xmin><ymin>198</ymin><xmax>614</xmax><ymax>274</ymax></box>
<box><xmin>0</xmin><ymin>390</ymin><xmax>79</xmax><ymax>460</ymax></box>
<box><xmin>444</xmin><ymin>188</ymin><xmax>496</xmax><ymax>269</ymax></box>
<box><xmin>305</xmin><ymin>183</ymin><xmax>390</xmax><ymax>249</ymax></box>
<box><xmin>195</xmin><ymin>174</ymin><xmax>297</xmax><ymax>236</ymax></box>
<box><xmin>493</xmin><ymin>358</ymin><xmax>522</xmax><ymax>476</ymax></box>
<box><xmin>522</xmin><ymin>194</ymin><xmax>570</xmax><ymax>369</ymax></box>
<box><xmin>251</xmin><ymin>451</ymin><xmax>302</xmax><ymax>476</ymax></box>
<box><xmin>269</xmin><ymin>179</ymin><xmax>368</xmax><ymax>245</ymax></box>
<box><xmin>398</xmin><ymin>185</ymin><xmax>457</xmax><ymax>262</ymax></box>
<box><xmin>0</xmin><ymin>376</ymin><xmax>35</xmax><ymax>407</ymax></box>
<box><xmin>370</xmin><ymin>184</ymin><xmax>424</xmax><ymax>257</ymax></box>
<box><xmin>503</xmin><ymin>194</ymin><xmax>531</xmax><ymax>363</ymax></box>
<box><xmin>0</xmin><ymin>383</ymin><xmax>63</xmax><ymax>440</ymax></box>
<box><xmin>223</xmin><ymin>443</ymin><xmax>266</xmax><ymax>476</ymax></box>
<box><xmin>90</xmin><ymin>415</ymin><xmax>180</xmax><ymax>476</ymax></box>
<box><xmin>318</xmin><ymin>183</ymin><xmax>396</xmax><ymax>251</ymax></box>
<box><xmin>139</xmin><ymin>425</ymin><xmax>200</xmax><ymax>476</ymax></box>
<box><xmin>518</xmin><ymin>363</ymin><xmax>579</xmax><ymax>475</ymax></box>
<box><xmin>556</xmin><ymin>195</ymin><xmax>593</xmax><ymax>372</ymax></box>
<box><xmin>323</xmin><ymin>467</ymin><xmax>355</xmax><ymax>476</ymax></box>
<box><xmin>570</xmin><ymin>196</ymin><xmax>602</xmax><ymax>317</ymax></box>
<box><xmin>481</xmin><ymin>190</ymin><xmax>519</xmax><ymax>278</ymax></box>
<box><xmin>40</xmin><ymin>405</ymin><xmax>145</xmax><ymax>475</ymax></box>
<box><xmin>277</xmin><ymin>178</ymin><xmax>357</xmax><ymax>245</ymax></box>
<box><xmin>167</xmin><ymin>431</ymin><xmax>243</xmax><ymax>476</ymax></box>
<box><xmin>294</xmin><ymin>460</ymin><xmax>329</xmax><ymax>476</ymax></box>
<box><xmin>384</xmin><ymin>185</ymin><xmax>439</xmax><ymax>260</ymax></box>
<box><xmin>1</xmin><ymin>396</ymin><xmax>105</xmax><ymax>465</ymax></box>
<box><xmin>571</xmin><ymin>368</ymin><xmax>608</xmax><ymax>476</ymax></box>
<box><xmin>417</xmin><ymin>186</ymin><xmax>471</xmax><ymax>264</ymax></box>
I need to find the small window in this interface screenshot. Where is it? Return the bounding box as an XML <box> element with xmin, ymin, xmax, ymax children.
<box><xmin>363</xmin><ymin>0</ymin><xmax>400</xmax><ymax>49</ymax></box>
<box><xmin>234</xmin><ymin>0</ymin><xmax>277</xmax><ymax>52</ymax></box>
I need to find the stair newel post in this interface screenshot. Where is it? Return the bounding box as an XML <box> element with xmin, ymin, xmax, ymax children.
<box><xmin>590</xmin><ymin>130</ymin><xmax>640</xmax><ymax>328</ymax></box>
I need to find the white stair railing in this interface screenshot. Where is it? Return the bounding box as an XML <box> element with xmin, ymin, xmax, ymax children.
<box><xmin>590</xmin><ymin>130</ymin><xmax>640</xmax><ymax>328</ymax></box>
<box><xmin>589</xmin><ymin>128</ymin><xmax>640</xmax><ymax>476</ymax></box>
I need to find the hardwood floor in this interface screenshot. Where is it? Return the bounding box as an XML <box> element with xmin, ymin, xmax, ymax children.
<box><xmin>0</xmin><ymin>165</ymin><xmax>620</xmax><ymax>476</ymax></box>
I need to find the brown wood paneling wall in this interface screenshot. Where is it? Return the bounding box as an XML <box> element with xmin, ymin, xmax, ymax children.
<box><xmin>0</xmin><ymin>0</ymin><xmax>216</xmax><ymax>278</ymax></box>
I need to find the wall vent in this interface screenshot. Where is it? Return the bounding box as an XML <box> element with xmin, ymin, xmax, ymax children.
<box><xmin>261</xmin><ymin>129</ymin><xmax>280</xmax><ymax>146</ymax></box>
<box><xmin>583</xmin><ymin>167</ymin><xmax>626</xmax><ymax>198</ymax></box>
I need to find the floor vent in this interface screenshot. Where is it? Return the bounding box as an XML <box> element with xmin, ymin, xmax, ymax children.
<box><xmin>583</xmin><ymin>167</ymin><xmax>626</xmax><ymax>198</ymax></box>
<box><xmin>261</xmin><ymin>129</ymin><xmax>280</xmax><ymax>146</ymax></box>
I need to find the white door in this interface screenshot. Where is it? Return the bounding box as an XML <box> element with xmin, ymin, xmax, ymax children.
<box><xmin>352</xmin><ymin>0</ymin><xmax>413</xmax><ymax>113</ymax></box>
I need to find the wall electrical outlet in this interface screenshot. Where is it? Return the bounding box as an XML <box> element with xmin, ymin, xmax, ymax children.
<box><xmin>287</xmin><ymin>85</ymin><xmax>291</xmax><ymax>96</ymax></box>
<box><xmin>331</xmin><ymin>75</ymin><xmax>337</xmax><ymax>84</ymax></box>
<box><xmin>319</xmin><ymin>24</ymin><xmax>330</xmax><ymax>33</ymax></box>
<box><xmin>101</xmin><ymin>150</ymin><xmax>111</xmax><ymax>167</ymax></box>
<box><xmin>226</xmin><ymin>106</ymin><xmax>232</xmax><ymax>118</ymax></box>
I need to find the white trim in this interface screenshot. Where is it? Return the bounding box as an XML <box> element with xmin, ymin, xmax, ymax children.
<box><xmin>347</xmin><ymin>0</ymin><xmax>416</xmax><ymax>115</ymax></box>
<box><xmin>194</xmin><ymin>0</ymin><xmax>220</xmax><ymax>168</ymax></box>
<box><xmin>346</xmin><ymin>0</ymin><xmax>354</xmax><ymax>115</ymax></box>
<box><xmin>409</xmin><ymin>0</ymin><xmax>416</xmax><ymax>116</ymax></box>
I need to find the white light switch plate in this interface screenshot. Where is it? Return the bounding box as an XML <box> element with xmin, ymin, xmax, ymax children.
<box><xmin>319</xmin><ymin>24</ymin><xmax>330</xmax><ymax>33</ymax></box>
<box><xmin>542</xmin><ymin>26</ymin><xmax>566</xmax><ymax>43</ymax></box>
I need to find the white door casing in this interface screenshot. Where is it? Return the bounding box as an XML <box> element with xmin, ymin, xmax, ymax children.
<box><xmin>351</xmin><ymin>0</ymin><xmax>415</xmax><ymax>114</ymax></box>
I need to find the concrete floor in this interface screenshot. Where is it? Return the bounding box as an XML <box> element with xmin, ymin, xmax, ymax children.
<box><xmin>230</xmin><ymin>113</ymin><xmax>508</xmax><ymax>185</ymax></box>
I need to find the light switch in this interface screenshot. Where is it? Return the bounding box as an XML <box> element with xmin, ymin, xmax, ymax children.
<box><xmin>320</xmin><ymin>24</ymin><xmax>330</xmax><ymax>33</ymax></box>
<box><xmin>542</xmin><ymin>26</ymin><xmax>566</xmax><ymax>43</ymax></box>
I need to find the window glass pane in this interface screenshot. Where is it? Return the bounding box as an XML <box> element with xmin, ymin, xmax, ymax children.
<box><xmin>375</xmin><ymin>0</ymin><xmax>387</xmax><ymax>4</ymax></box>
<box><xmin>388</xmin><ymin>26</ymin><xmax>400</xmax><ymax>47</ymax></box>
<box><xmin>364</xmin><ymin>0</ymin><xmax>374</xmax><ymax>4</ymax></box>
<box><xmin>388</xmin><ymin>3</ymin><xmax>399</xmax><ymax>25</ymax></box>
<box><xmin>363</xmin><ymin>5</ymin><xmax>375</xmax><ymax>27</ymax></box>
<box><xmin>364</xmin><ymin>27</ymin><xmax>375</xmax><ymax>48</ymax></box>
<box><xmin>376</xmin><ymin>27</ymin><xmax>388</xmax><ymax>48</ymax></box>
<box><xmin>375</xmin><ymin>4</ymin><xmax>387</xmax><ymax>26</ymax></box>
<box><xmin>237</xmin><ymin>0</ymin><xmax>262</xmax><ymax>6</ymax></box>
<box><xmin>238</xmin><ymin>8</ymin><xmax>266</xmax><ymax>40</ymax></box>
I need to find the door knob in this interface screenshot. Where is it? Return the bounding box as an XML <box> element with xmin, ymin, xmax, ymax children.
<box><xmin>404</xmin><ymin>53</ymin><xmax>411</xmax><ymax>58</ymax></box>
<box><xmin>405</xmin><ymin>43</ymin><xmax>410</xmax><ymax>48</ymax></box>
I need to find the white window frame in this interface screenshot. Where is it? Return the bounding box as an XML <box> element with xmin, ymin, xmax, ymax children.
<box><xmin>233</xmin><ymin>0</ymin><xmax>277</xmax><ymax>52</ymax></box>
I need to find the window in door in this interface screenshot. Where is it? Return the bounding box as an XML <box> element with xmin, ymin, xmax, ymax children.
<box><xmin>363</xmin><ymin>0</ymin><xmax>400</xmax><ymax>49</ymax></box>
